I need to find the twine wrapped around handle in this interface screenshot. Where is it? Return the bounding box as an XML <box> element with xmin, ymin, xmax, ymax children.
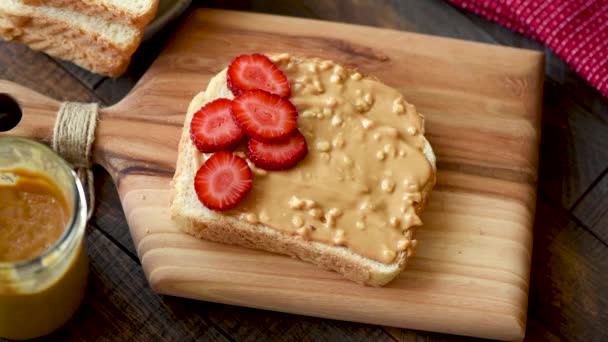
<box><xmin>52</xmin><ymin>102</ymin><xmax>98</xmax><ymax>221</ymax></box>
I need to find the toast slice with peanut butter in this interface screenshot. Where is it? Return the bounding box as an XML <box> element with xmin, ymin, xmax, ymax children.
<box><xmin>170</xmin><ymin>54</ymin><xmax>436</xmax><ymax>286</ymax></box>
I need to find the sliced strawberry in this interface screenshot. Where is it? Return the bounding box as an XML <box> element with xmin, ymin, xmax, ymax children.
<box><xmin>231</xmin><ymin>90</ymin><xmax>298</xmax><ymax>143</ymax></box>
<box><xmin>247</xmin><ymin>131</ymin><xmax>308</xmax><ymax>171</ymax></box>
<box><xmin>227</xmin><ymin>54</ymin><xmax>291</xmax><ymax>97</ymax></box>
<box><xmin>190</xmin><ymin>98</ymin><xmax>244</xmax><ymax>153</ymax></box>
<box><xmin>194</xmin><ymin>151</ymin><xmax>252</xmax><ymax>211</ymax></box>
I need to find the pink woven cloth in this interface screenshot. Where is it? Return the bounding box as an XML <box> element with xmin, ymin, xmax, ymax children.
<box><xmin>447</xmin><ymin>0</ymin><xmax>608</xmax><ymax>97</ymax></box>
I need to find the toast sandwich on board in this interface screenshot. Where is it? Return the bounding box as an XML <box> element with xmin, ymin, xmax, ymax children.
<box><xmin>171</xmin><ymin>53</ymin><xmax>436</xmax><ymax>286</ymax></box>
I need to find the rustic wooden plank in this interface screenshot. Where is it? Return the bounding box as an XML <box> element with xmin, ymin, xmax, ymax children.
<box><xmin>205</xmin><ymin>304</ymin><xmax>395</xmax><ymax>342</ymax></box>
<box><xmin>92</xmin><ymin>165</ymin><xmax>138</xmax><ymax>257</ymax></box>
<box><xmin>55</xmin><ymin>59</ymin><xmax>105</xmax><ymax>90</ymax></box>
<box><xmin>526</xmin><ymin>197</ymin><xmax>608</xmax><ymax>342</ymax></box>
<box><xmin>573</xmin><ymin>170</ymin><xmax>608</xmax><ymax>243</ymax></box>
<box><xmin>228</xmin><ymin>0</ymin><xmax>501</xmax><ymax>45</ymax></box>
<box><xmin>93</xmin><ymin>74</ymin><xmax>139</xmax><ymax>106</ymax></box>
<box><xmin>301</xmin><ymin>0</ymin><xmax>499</xmax><ymax>43</ymax></box>
<box><xmin>524</xmin><ymin>318</ymin><xmax>563</xmax><ymax>342</ymax></box>
<box><xmin>0</xmin><ymin>41</ymin><xmax>100</xmax><ymax>103</ymax></box>
<box><xmin>383</xmin><ymin>326</ymin><xmax>486</xmax><ymax>341</ymax></box>
<box><xmin>204</xmin><ymin>0</ymin><xmax>325</xmax><ymax>20</ymax></box>
<box><xmin>32</xmin><ymin>227</ymin><xmax>231</xmax><ymax>342</ymax></box>
<box><xmin>538</xmin><ymin>81</ymin><xmax>608</xmax><ymax>209</ymax></box>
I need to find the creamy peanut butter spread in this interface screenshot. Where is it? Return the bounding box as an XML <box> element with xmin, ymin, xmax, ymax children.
<box><xmin>0</xmin><ymin>169</ymin><xmax>70</xmax><ymax>263</ymax></box>
<box><xmin>191</xmin><ymin>54</ymin><xmax>435</xmax><ymax>264</ymax></box>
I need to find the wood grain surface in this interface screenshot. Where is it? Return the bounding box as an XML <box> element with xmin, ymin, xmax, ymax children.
<box><xmin>2</xmin><ymin>1</ymin><xmax>607</xmax><ymax>341</ymax></box>
<box><xmin>0</xmin><ymin>8</ymin><xmax>545</xmax><ymax>341</ymax></box>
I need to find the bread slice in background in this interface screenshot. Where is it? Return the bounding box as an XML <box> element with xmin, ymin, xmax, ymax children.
<box><xmin>171</xmin><ymin>56</ymin><xmax>437</xmax><ymax>286</ymax></box>
<box><xmin>20</xmin><ymin>0</ymin><xmax>159</xmax><ymax>28</ymax></box>
<box><xmin>0</xmin><ymin>12</ymin><xmax>130</xmax><ymax>76</ymax></box>
<box><xmin>0</xmin><ymin>0</ymin><xmax>142</xmax><ymax>55</ymax></box>
<box><xmin>0</xmin><ymin>0</ymin><xmax>145</xmax><ymax>76</ymax></box>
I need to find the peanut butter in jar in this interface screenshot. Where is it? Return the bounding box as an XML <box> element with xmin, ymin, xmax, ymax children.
<box><xmin>0</xmin><ymin>169</ymin><xmax>70</xmax><ymax>262</ymax></box>
<box><xmin>0</xmin><ymin>137</ymin><xmax>89</xmax><ymax>340</ymax></box>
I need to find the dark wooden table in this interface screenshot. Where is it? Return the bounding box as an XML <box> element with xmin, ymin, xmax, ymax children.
<box><xmin>1</xmin><ymin>1</ymin><xmax>607</xmax><ymax>341</ymax></box>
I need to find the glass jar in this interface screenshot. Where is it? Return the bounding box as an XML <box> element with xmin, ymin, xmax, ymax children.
<box><xmin>0</xmin><ymin>137</ymin><xmax>89</xmax><ymax>340</ymax></box>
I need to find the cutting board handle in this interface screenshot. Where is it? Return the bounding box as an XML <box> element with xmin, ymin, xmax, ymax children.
<box><xmin>0</xmin><ymin>79</ymin><xmax>180</xmax><ymax>180</ymax></box>
<box><xmin>0</xmin><ymin>80</ymin><xmax>61</xmax><ymax>144</ymax></box>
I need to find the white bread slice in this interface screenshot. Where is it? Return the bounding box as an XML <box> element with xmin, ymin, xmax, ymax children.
<box><xmin>0</xmin><ymin>12</ymin><xmax>130</xmax><ymax>76</ymax></box>
<box><xmin>170</xmin><ymin>56</ymin><xmax>437</xmax><ymax>286</ymax></box>
<box><xmin>0</xmin><ymin>1</ymin><xmax>143</xmax><ymax>76</ymax></box>
<box><xmin>0</xmin><ymin>0</ymin><xmax>142</xmax><ymax>53</ymax></box>
<box><xmin>20</xmin><ymin>0</ymin><xmax>159</xmax><ymax>28</ymax></box>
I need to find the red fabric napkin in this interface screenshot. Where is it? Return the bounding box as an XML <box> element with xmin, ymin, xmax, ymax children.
<box><xmin>446</xmin><ymin>0</ymin><xmax>608</xmax><ymax>98</ymax></box>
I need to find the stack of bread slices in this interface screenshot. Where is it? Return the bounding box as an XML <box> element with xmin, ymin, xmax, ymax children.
<box><xmin>0</xmin><ymin>0</ymin><xmax>159</xmax><ymax>77</ymax></box>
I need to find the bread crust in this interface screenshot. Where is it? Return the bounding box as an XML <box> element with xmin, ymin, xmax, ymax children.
<box><xmin>171</xmin><ymin>56</ymin><xmax>437</xmax><ymax>286</ymax></box>
<box><xmin>20</xmin><ymin>0</ymin><xmax>159</xmax><ymax>28</ymax></box>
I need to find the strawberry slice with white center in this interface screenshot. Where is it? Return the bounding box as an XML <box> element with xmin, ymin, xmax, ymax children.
<box><xmin>231</xmin><ymin>90</ymin><xmax>298</xmax><ymax>143</ymax></box>
<box><xmin>194</xmin><ymin>151</ymin><xmax>252</xmax><ymax>211</ymax></box>
<box><xmin>247</xmin><ymin>130</ymin><xmax>308</xmax><ymax>171</ymax></box>
<box><xmin>190</xmin><ymin>98</ymin><xmax>244</xmax><ymax>153</ymax></box>
<box><xmin>227</xmin><ymin>54</ymin><xmax>291</xmax><ymax>97</ymax></box>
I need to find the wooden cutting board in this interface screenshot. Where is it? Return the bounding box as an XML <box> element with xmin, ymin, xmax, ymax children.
<box><xmin>0</xmin><ymin>9</ymin><xmax>543</xmax><ymax>341</ymax></box>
